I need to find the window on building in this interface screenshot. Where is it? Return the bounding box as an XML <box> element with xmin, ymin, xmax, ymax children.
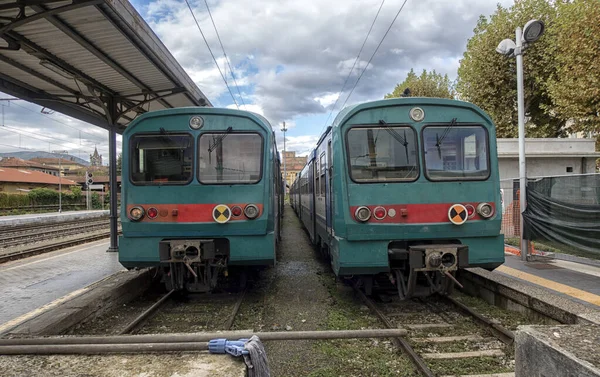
<box><xmin>566</xmin><ymin>167</ymin><xmax>573</xmax><ymax>173</ymax></box>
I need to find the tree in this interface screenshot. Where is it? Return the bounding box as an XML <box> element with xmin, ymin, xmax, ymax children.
<box><xmin>545</xmin><ymin>0</ymin><xmax>600</xmax><ymax>136</ymax></box>
<box><xmin>385</xmin><ymin>69</ymin><xmax>454</xmax><ymax>99</ymax></box>
<box><xmin>116</xmin><ymin>153</ymin><xmax>122</xmax><ymax>174</ymax></box>
<box><xmin>456</xmin><ymin>0</ymin><xmax>566</xmax><ymax>138</ymax></box>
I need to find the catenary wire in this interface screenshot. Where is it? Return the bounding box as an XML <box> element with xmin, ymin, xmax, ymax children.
<box><xmin>204</xmin><ymin>0</ymin><xmax>247</xmax><ymax>110</ymax></box>
<box><xmin>338</xmin><ymin>0</ymin><xmax>409</xmax><ymax>110</ymax></box>
<box><xmin>184</xmin><ymin>0</ymin><xmax>240</xmax><ymax>109</ymax></box>
<box><xmin>319</xmin><ymin>0</ymin><xmax>387</xmax><ymax>138</ymax></box>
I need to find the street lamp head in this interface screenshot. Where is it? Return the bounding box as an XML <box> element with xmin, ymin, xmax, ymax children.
<box><xmin>496</xmin><ymin>39</ymin><xmax>517</xmax><ymax>56</ymax></box>
<box><xmin>522</xmin><ymin>19</ymin><xmax>545</xmax><ymax>43</ymax></box>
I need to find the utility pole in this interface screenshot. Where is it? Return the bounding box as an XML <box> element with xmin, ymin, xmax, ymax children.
<box><xmin>52</xmin><ymin>150</ymin><xmax>68</xmax><ymax>213</ymax></box>
<box><xmin>281</xmin><ymin>122</ymin><xmax>287</xmax><ymax>193</ymax></box>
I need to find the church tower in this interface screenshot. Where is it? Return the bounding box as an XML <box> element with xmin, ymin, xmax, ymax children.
<box><xmin>90</xmin><ymin>146</ymin><xmax>103</xmax><ymax>167</ymax></box>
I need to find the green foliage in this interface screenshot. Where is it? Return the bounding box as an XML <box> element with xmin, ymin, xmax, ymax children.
<box><xmin>545</xmin><ymin>0</ymin><xmax>600</xmax><ymax>135</ymax></box>
<box><xmin>457</xmin><ymin>0</ymin><xmax>566</xmax><ymax>138</ymax></box>
<box><xmin>27</xmin><ymin>188</ymin><xmax>60</xmax><ymax>205</ymax></box>
<box><xmin>91</xmin><ymin>192</ymin><xmax>102</xmax><ymax>209</ymax></box>
<box><xmin>0</xmin><ymin>192</ymin><xmax>30</xmax><ymax>208</ymax></box>
<box><xmin>116</xmin><ymin>153</ymin><xmax>122</xmax><ymax>173</ymax></box>
<box><xmin>385</xmin><ymin>69</ymin><xmax>454</xmax><ymax>99</ymax></box>
<box><xmin>71</xmin><ymin>186</ymin><xmax>82</xmax><ymax>200</ymax></box>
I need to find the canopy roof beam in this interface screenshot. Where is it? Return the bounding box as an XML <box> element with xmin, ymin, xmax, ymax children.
<box><xmin>30</xmin><ymin>3</ymin><xmax>174</xmax><ymax>110</ymax></box>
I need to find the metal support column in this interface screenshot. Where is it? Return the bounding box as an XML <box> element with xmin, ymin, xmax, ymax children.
<box><xmin>515</xmin><ymin>27</ymin><xmax>529</xmax><ymax>261</ymax></box>
<box><xmin>107</xmin><ymin>96</ymin><xmax>119</xmax><ymax>253</ymax></box>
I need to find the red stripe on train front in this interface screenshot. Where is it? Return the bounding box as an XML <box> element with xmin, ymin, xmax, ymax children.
<box><xmin>126</xmin><ymin>204</ymin><xmax>263</xmax><ymax>223</ymax></box>
<box><xmin>349</xmin><ymin>202</ymin><xmax>494</xmax><ymax>223</ymax></box>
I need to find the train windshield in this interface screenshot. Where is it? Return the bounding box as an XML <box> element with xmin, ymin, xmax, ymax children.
<box><xmin>422</xmin><ymin>125</ymin><xmax>489</xmax><ymax>180</ymax></box>
<box><xmin>198</xmin><ymin>133</ymin><xmax>263</xmax><ymax>184</ymax></box>
<box><xmin>129</xmin><ymin>134</ymin><xmax>193</xmax><ymax>184</ymax></box>
<box><xmin>346</xmin><ymin>125</ymin><xmax>418</xmax><ymax>182</ymax></box>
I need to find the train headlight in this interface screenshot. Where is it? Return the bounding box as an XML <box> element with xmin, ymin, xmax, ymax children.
<box><xmin>409</xmin><ymin>107</ymin><xmax>425</xmax><ymax>122</ymax></box>
<box><xmin>477</xmin><ymin>203</ymin><xmax>494</xmax><ymax>219</ymax></box>
<box><xmin>355</xmin><ymin>206</ymin><xmax>371</xmax><ymax>222</ymax></box>
<box><xmin>189</xmin><ymin>116</ymin><xmax>204</xmax><ymax>130</ymax></box>
<box><xmin>129</xmin><ymin>206</ymin><xmax>145</xmax><ymax>221</ymax></box>
<box><xmin>244</xmin><ymin>204</ymin><xmax>259</xmax><ymax>219</ymax></box>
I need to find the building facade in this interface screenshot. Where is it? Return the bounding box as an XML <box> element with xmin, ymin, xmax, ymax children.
<box><xmin>90</xmin><ymin>146</ymin><xmax>103</xmax><ymax>167</ymax></box>
<box><xmin>281</xmin><ymin>150</ymin><xmax>307</xmax><ymax>192</ymax></box>
<box><xmin>0</xmin><ymin>157</ymin><xmax>60</xmax><ymax>176</ymax></box>
<box><xmin>30</xmin><ymin>157</ymin><xmax>85</xmax><ymax>176</ymax></box>
<box><xmin>0</xmin><ymin>167</ymin><xmax>77</xmax><ymax>194</ymax></box>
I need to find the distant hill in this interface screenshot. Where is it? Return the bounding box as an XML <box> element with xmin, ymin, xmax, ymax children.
<box><xmin>0</xmin><ymin>151</ymin><xmax>90</xmax><ymax>166</ymax></box>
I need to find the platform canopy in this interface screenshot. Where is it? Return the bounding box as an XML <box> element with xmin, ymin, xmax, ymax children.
<box><xmin>0</xmin><ymin>0</ymin><xmax>212</xmax><ymax>132</ymax></box>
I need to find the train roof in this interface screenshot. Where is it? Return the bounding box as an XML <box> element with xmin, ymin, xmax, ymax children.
<box><xmin>123</xmin><ymin>107</ymin><xmax>275</xmax><ymax>135</ymax></box>
<box><xmin>330</xmin><ymin>97</ymin><xmax>493</xmax><ymax>131</ymax></box>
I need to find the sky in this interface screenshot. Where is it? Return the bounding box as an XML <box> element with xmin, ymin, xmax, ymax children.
<box><xmin>0</xmin><ymin>0</ymin><xmax>513</xmax><ymax>161</ymax></box>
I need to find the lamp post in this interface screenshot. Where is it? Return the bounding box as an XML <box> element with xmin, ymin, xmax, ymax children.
<box><xmin>496</xmin><ymin>20</ymin><xmax>545</xmax><ymax>261</ymax></box>
<box><xmin>52</xmin><ymin>150</ymin><xmax>68</xmax><ymax>213</ymax></box>
<box><xmin>281</xmin><ymin>122</ymin><xmax>288</xmax><ymax>193</ymax></box>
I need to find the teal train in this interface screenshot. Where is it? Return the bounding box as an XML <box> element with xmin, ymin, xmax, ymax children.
<box><xmin>119</xmin><ymin>108</ymin><xmax>283</xmax><ymax>292</ymax></box>
<box><xmin>290</xmin><ymin>98</ymin><xmax>504</xmax><ymax>299</ymax></box>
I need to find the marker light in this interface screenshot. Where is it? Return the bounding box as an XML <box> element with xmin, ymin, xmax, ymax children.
<box><xmin>129</xmin><ymin>206</ymin><xmax>145</xmax><ymax>221</ymax></box>
<box><xmin>373</xmin><ymin>206</ymin><xmax>387</xmax><ymax>220</ymax></box>
<box><xmin>189</xmin><ymin>116</ymin><xmax>204</xmax><ymax>130</ymax></box>
<box><xmin>476</xmin><ymin>203</ymin><xmax>494</xmax><ymax>219</ymax></box>
<box><xmin>231</xmin><ymin>205</ymin><xmax>243</xmax><ymax>217</ymax></box>
<box><xmin>244</xmin><ymin>204</ymin><xmax>259</xmax><ymax>219</ymax></box>
<box><xmin>147</xmin><ymin>207</ymin><xmax>159</xmax><ymax>219</ymax></box>
<box><xmin>355</xmin><ymin>206</ymin><xmax>371</xmax><ymax>222</ymax></box>
<box><xmin>465</xmin><ymin>204</ymin><xmax>475</xmax><ymax>218</ymax></box>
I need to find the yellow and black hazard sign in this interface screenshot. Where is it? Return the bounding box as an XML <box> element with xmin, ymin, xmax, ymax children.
<box><xmin>448</xmin><ymin>204</ymin><xmax>468</xmax><ymax>225</ymax></box>
<box><xmin>213</xmin><ymin>204</ymin><xmax>231</xmax><ymax>224</ymax></box>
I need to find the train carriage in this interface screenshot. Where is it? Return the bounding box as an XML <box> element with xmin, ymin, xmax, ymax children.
<box><xmin>293</xmin><ymin>97</ymin><xmax>504</xmax><ymax>299</ymax></box>
<box><xmin>119</xmin><ymin>107</ymin><xmax>282</xmax><ymax>293</ymax></box>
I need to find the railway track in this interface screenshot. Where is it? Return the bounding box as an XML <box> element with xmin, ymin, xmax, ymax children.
<box><xmin>0</xmin><ymin>219</ymin><xmax>120</xmax><ymax>247</ymax></box>
<box><xmin>355</xmin><ymin>287</ymin><xmax>516</xmax><ymax>377</ymax></box>
<box><xmin>117</xmin><ymin>287</ymin><xmax>248</xmax><ymax>336</ymax></box>
<box><xmin>0</xmin><ymin>229</ymin><xmax>122</xmax><ymax>264</ymax></box>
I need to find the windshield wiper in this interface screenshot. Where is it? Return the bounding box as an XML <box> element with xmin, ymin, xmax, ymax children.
<box><xmin>435</xmin><ymin>118</ymin><xmax>457</xmax><ymax>158</ymax></box>
<box><xmin>379</xmin><ymin>120</ymin><xmax>410</xmax><ymax>162</ymax></box>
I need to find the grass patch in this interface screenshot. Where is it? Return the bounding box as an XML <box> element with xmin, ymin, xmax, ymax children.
<box><xmin>428</xmin><ymin>356</ymin><xmax>514</xmax><ymax>376</ymax></box>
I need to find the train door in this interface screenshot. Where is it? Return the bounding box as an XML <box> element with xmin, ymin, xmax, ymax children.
<box><xmin>326</xmin><ymin>139</ymin><xmax>333</xmax><ymax>236</ymax></box>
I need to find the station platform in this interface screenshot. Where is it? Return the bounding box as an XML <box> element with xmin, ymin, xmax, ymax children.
<box><xmin>0</xmin><ymin>239</ymin><xmax>124</xmax><ymax>334</ymax></box>
<box><xmin>0</xmin><ymin>210</ymin><xmax>109</xmax><ymax>227</ymax></box>
<box><xmin>496</xmin><ymin>253</ymin><xmax>600</xmax><ymax>309</ymax></box>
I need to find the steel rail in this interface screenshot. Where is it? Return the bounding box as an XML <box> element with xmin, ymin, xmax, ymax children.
<box><xmin>119</xmin><ymin>289</ymin><xmax>176</xmax><ymax>335</ymax></box>
<box><xmin>0</xmin><ymin>230</ymin><xmax>122</xmax><ymax>264</ymax></box>
<box><xmin>0</xmin><ymin>220</ymin><xmax>111</xmax><ymax>246</ymax></box>
<box><xmin>224</xmin><ymin>287</ymin><xmax>247</xmax><ymax>331</ymax></box>
<box><xmin>443</xmin><ymin>295</ymin><xmax>515</xmax><ymax>345</ymax></box>
<box><xmin>354</xmin><ymin>287</ymin><xmax>435</xmax><ymax>377</ymax></box>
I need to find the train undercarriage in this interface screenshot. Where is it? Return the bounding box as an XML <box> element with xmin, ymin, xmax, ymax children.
<box><xmin>158</xmin><ymin>238</ymin><xmax>235</xmax><ymax>293</ymax></box>
<box><xmin>355</xmin><ymin>243</ymin><xmax>469</xmax><ymax>300</ymax></box>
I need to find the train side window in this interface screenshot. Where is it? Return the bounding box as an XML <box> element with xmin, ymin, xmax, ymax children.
<box><xmin>130</xmin><ymin>133</ymin><xmax>193</xmax><ymax>185</ymax></box>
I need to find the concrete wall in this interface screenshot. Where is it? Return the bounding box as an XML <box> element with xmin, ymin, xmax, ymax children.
<box><xmin>499</xmin><ymin>157</ymin><xmax>596</xmax><ymax>181</ymax></box>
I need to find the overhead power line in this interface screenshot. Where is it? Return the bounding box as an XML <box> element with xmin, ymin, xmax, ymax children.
<box><xmin>203</xmin><ymin>0</ymin><xmax>246</xmax><ymax>110</ymax></box>
<box><xmin>184</xmin><ymin>0</ymin><xmax>240</xmax><ymax>109</ymax></box>
<box><xmin>339</xmin><ymin>0</ymin><xmax>409</xmax><ymax>111</ymax></box>
<box><xmin>320</xmin><ymin>0</ymin><xmax>387</xmax><ymax>137</ymax></box>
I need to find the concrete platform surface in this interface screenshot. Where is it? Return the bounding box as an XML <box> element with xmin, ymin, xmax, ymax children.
<box><xmin>0</xmin><ymin>352</ymin><xmax>246</xmax><ymax>377</ymax></box>
<box><xmin>516</xmin><ymin>325</ymin><xmax>600</xmax><ymax>377</ymax></box>
<box><xmin>0</xmin><ymin>240</ymin><xmax>124</xmax><ymax>332</ymax></box>
<box><xmin>0</xmin><ymin>210</ymin><xmax>109</xmax><ymax>227</ymax></box>
<box><xmin>498</xmin><ymin>254</ymin><xmax>600</xmax><ymax>308</ymax></box>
